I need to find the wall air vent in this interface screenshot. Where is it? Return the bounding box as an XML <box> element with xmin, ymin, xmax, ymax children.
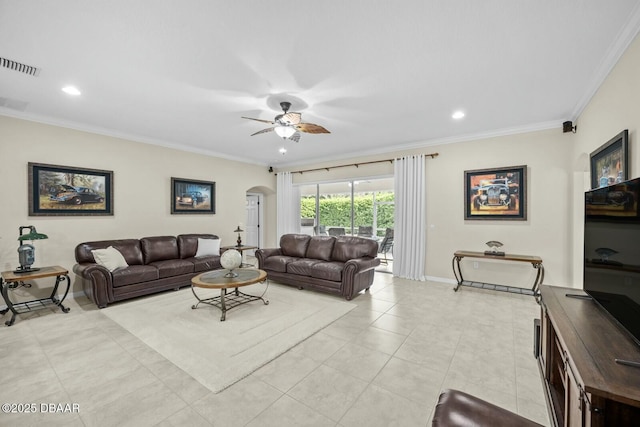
<box><xmin>0</xmin><ymin>56</ymin><xmax>40</xmax><ymax>76</ymax></box>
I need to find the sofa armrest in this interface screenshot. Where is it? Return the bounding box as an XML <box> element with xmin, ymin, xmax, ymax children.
<box><xmin>73</xmin><ymin>263</ymin><xmax>113</xmax><ymax>308</ymax></box>
<box><xmin>342</xmin><ymin>256</ymin><xmax>381</xmax><ymax>300</ymax></box>
<box><xmin>345</xmin><ymin>257</ymin><xmax>380</xmax><ymax>273</ymax></box>
<box><xmin>255</xmin><ymin>248</ymin><xmax>283</xmax><ymax>268</ymax></box>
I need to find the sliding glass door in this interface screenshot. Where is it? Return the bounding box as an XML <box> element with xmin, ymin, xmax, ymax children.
<box><xmin>299</xmin><ymin>177</ymin><xmax>394</xmax><ymax>238</ymax></box>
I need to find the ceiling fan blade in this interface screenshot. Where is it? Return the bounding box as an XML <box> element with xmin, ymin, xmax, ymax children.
<box><xmin>295</xmin><ymin>122</ymin><xmax>331</xmax><ymax>134</ymax></box>
<box><xmin>289</xmin><ymin>132</ymin><xmax>301</xmax><ymax>143</ymax></box>
<box><xmin>242</xmin><ymin>116</ymin><xmax>275</xmax><ymax>125</ymax></box>
<box><xmin>250</xmin><ymin>127</ymin><xmax>275</xmax><ymax>136</ymax></box>
<box><xmin>281</xmin><ymin>112</ymin><xmax>302</xmax><ymax>125</ymax></box>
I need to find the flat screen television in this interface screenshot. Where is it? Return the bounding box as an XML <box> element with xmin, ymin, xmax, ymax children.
<box><xmin>584</xmin><ymin>176</ymin><xmax>640</xmax><ymax>347</ymax></box>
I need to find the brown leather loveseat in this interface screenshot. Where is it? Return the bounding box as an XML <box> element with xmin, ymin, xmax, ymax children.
<box><xmin>74</xmin><ymin>234</ymin><xmax>222</xmax><ymax>308</ymax></box>
<box><xmin>256</xmin><ymin>234</ymin><xmax>380</xmax><ymax>300</ymax></box>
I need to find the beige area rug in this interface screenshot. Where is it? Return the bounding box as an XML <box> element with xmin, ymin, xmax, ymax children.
<box><xmin>102</xmin><ymin>282</ymin><xmax>356</xmax><ymax>393</ymax></box>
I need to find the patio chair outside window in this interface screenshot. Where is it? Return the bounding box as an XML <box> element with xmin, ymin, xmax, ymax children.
<box><xmin>357</xmin><ymin>226</ymin><xmax>374</xmax><ymax>238</ymax></box>
<box><xmin>328</xmin><ymin>227</ymin><xmax>346</xmax><ymax>236</ymax></box>
<box><xmin>314</xmin><ymin>225</ymin><xmax>328</xmax><ymax>236</ymax></box>
<box><xmin>378</xmin><ymin>228</ymin><xmax>394</xmax><ymax>264</ymax></box>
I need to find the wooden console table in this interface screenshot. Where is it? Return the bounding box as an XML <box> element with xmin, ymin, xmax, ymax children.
<box><xmin>452</xmin><ymin>250</ymin><xmax>544</xmax><ymax>298</ymax></box>
<box><xmin>538</xmin><ymin>285</ymin><xmax>640</xmax><ymax>426</ymax></box>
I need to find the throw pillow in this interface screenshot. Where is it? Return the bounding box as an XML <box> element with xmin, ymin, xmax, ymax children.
<box><xmin>92</xmin><ymin>246</ymin><xmax>129</xmax><ymax>272</ymax></box>
<box><xmin>195</xmin><ymin>238</ymin><xmax>221</xmax><ymax>257</ymax></box>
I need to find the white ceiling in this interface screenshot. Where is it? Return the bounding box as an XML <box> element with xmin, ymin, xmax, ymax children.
<box><xmin>2</xmin><ymin>1</ymin><xmax>640</xmax><ymax>167</ymax></box>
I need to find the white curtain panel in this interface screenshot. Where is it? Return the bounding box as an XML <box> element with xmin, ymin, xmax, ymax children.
<box><xmin>393</xmin><ymin>155</ymin><xmax>427</xmax><ymax>280</ymax></box>
<box><xmin>276</xmin><ymin>171</ymin><xmax>300</xmax><ymax>241</ymax></box>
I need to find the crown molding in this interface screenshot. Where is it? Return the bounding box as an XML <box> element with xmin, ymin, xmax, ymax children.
<box><xmin>274</xmin><ymin>120</ymin><xmax>561</xmax><ymax>168</ymax></box>
<box><xmin>570</xmin><ymin>2</ymin><xmax>640</xmax><ymax>119</ymax></box>
<box><xmin>0</xmin><ymin>110</ymin><xmax>267</xmax><ymax>167</ymax></box>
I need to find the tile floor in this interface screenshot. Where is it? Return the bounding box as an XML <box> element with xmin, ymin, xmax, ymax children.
<box><xmin>0</xmin><ymin>272</ymin><xmax>549</xmax><ymax>426</ymax></box>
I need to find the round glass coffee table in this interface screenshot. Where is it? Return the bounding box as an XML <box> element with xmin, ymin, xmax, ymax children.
<box><xmin>191</xmin><ymin>268</ymin><xmax>268</xmax><ymax>321</ymax></box>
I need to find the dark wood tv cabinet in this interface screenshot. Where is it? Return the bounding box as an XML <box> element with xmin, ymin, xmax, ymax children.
<box><xmin>538</xmin><ymin>285</ymin><xmax>640</xmax><ymax>426</ymax></box>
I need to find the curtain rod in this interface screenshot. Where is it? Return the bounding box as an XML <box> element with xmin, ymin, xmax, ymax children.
<box><xmin>282</xmin><ymin>152</ymin><xmax>439</xmax><ymax>175</ymax></box>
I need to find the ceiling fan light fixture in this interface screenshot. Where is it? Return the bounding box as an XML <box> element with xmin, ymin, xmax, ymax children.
<box><xmin>274</xmin><ymin>125</ymin><xmax>296</xmax><ymax>139</ymax></box>
<box><xmin>243</xmin><ymin>100</ymin><xmax>329</xmax><ymax>142</ymax></box>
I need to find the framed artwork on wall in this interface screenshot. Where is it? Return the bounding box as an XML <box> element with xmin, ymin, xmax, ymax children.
<box><xmin>171</xmin><ymin>177</ymin><xmax>216</xmax><ymax>214</ymax></box>
<box><xmin>590</xmin><ymin>129</ymin><xmax>628</xmax><ymax>189</ymax></box>
<box><xmin>464</xmin><ymin>165</ymin><xmax>527</xmax><ymax>220</ymax></box>
<box><xmin>28</xmin><ymin>162</ymin><xmax>114</xmax><ymax>216</ymax></box>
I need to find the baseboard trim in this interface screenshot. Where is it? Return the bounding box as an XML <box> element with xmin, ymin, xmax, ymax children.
<box><xmin>426</xmin><ymin>275</ymin><xmax>456</xmax><ymax>285</ymax></box>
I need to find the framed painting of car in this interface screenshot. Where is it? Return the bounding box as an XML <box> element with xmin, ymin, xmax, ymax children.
<box><xmin>590</xmin><ymin>129</ymin><xmax>628</xmax><ymax>189</ymax></box>
<box><xmin>171</xmin><ymin>177</ymin><xmax>215</xmax><ymax>214</ymax></box>
<box><xmin>28</xmin><ymin>162</ymin><xmax>114</xmax><ymax>216</ymax></box>
<box><xmin>464</xmin><ymin>165</ymin><xmax>527</xmax><ymax>220</ymax></box>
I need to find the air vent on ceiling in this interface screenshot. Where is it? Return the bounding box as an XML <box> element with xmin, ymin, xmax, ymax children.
<box><xmin>0</xmin><ymin>56</ymin><xmax>40</xmax><ymax>76</ymax></box>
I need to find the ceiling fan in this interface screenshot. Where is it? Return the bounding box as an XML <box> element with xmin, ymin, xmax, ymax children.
<box><xmin>242</xmin><ymin>101</ymin><xmax>330</xmax><ymax>142</ymax></box>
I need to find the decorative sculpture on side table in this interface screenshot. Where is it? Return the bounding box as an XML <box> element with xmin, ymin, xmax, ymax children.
<box><xmin>484</xmin><ymin>241</ymin><xmax>505</xmax><ymax>256</ymax></box>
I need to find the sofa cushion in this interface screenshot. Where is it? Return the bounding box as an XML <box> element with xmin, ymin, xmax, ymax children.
<box><xmin>310</xmin><ymin>261</ymin><xmax>344</xmax><ymax>282</ymax></box>
<box><xmin>262</xmin><ymin>255</ymin><xmax>298</xmax><ymax>273</ymax></box>
<box><xmin>148</xmin><ymin>259</ymin><xmax>194</xmax><ymax>278</ymax></box>
<box><xmin>91</xmin><ymin>246</ymin><xmax>128</xmax><ymax>272</ymax></box>
<box><xmin>75</xmin><ymin>239</ymin><xmax>144</xmax><ymax>265</ymax></box>
<box><xmin>287</xmin><ymin>259</ymin><xmax>323</xmax><ymax>276</ymax></box>
<box><xmin>141</xmin><ymin>236</ymin><xmax>179</xmax><ymax>264</ymax></box>
<box><xmin>186</xmin><ymin>256</ymin><xmax>222</xmax><ymax>272</ymax></box>
<box><xmin>331</xmin><ymin>236</ymin><xmax>378</xmax><ymax>262</ymax></box>
<box><xmin>280</xmin><ymin>234</ymin><xmax>311</xmax><ymax>258</ymax></box>
<box><xmin>195</xmin><ymin>238</ymin><xmax>221</xmax><ymax>257</ymax></box>
<box><xmin>178</xmin><ymin>234</ymin><xmax>220</xmax><ymax>259</ymax></box>
<box><xmin>306</xmin><ymin>236</ymin><xmax>336</xmax><ymax>261</ymax></box>
<box><xmin>112</xmin><ymin>265</ymin><xmax>159</xmax><ymax>287</ymax></box>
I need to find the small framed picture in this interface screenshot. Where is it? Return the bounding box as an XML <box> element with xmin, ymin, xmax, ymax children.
<box><xmin>29</xmin><ymin>162</ymin><xmax>113</xmax><ymax>216</ymax></box>
<box><xmin>171</xmin><ymin>177</ymin><xmax>215</xmax><ymax>214</ymax></box>
<box><xmin>590</xmin><ymin>130</ymin><xmax>628</xmax><ymax>189</ymax></box>
<box><xmin>464</xmin><ymin>165</ymin><xmax>527</xmax><ymax>220</ymax></box>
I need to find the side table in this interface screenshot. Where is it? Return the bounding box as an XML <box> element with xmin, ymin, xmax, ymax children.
<box><xmin>0</xmin><ymin>265</ymin><xmax>71</xmax><ymax>326</ymax></box>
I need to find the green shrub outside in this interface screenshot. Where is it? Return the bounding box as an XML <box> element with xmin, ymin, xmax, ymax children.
<box><xmin>301</xmin><ymin>192</ymin><xmax>394</xmax><ymax>236</ymax></box>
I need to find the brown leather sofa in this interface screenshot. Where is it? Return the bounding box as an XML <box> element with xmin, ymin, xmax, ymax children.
<box><xmin>256</xmin><ymin>234</ymin><xmax>380</xmax><ymax>300</ymax></box>
<box><xmin>74</xmin><ymin>234</ymin><xmax>222</xmax><ymax>308</ymax></box>
<box><xmin>432</xmin><ymin>389</ymin><xmax>543</xmax><ymax>427</ymax></box>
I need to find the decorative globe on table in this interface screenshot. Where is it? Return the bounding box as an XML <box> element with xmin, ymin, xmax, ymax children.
<box><xmin>220</xmin><ymin>249</ymin><xmax>242</xmax><ymax>278</ymax></box>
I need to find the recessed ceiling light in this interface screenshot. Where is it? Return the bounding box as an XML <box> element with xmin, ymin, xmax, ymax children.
<box><xmin>279</xmin><ymin>147</ymin><xmax>287</xmax><ymax>155</ymax></box>
<box><xmin>61</xmin><ymin>86</ymin><xmax>81</xmax><ymax>96</ymax></box>
<box><xmin>452</xmin><ymin>110</ymin><xmax>465</xmax><ymax>119</ymax></box>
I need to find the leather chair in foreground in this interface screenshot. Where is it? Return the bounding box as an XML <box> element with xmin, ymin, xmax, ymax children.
<box><xmin>432</xmin><ymin>389</ymin><xmax>543</xmax><ymax>427</ymax></box>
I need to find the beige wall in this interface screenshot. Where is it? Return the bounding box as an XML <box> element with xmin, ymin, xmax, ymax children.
<box><xmin>0</xmin><ymin>116</ymin><xmax>276</xmax><ymax>295</ymax></box>
<box><xmin>571</xmin><ymin>32</ymin><xmax>640</xmax><ymax>285</ymax></box>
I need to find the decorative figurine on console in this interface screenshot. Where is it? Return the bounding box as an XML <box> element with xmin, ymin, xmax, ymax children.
<box><xmin>484</xmin><ymin>240</ymin><xmax>505</xmax><ymax>256</ymax></box>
